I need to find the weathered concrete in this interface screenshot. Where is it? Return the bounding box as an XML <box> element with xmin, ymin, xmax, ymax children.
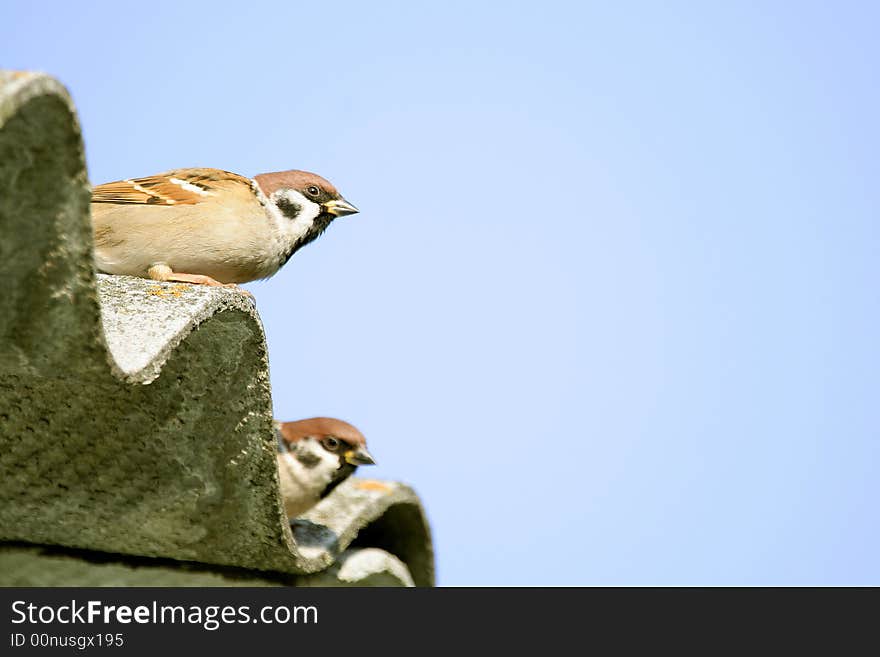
<box><xmin>296</xmin><ymin>548</ymin><xmax>415</xmax><ymax>587</ymax></box>
<box><xmin>0</xmin><ymin>543</ymin><xmax>415</xmax><ymax>587</ymax></box>
<box><xmin>0</xmin><ymin>70</ymin><xmax>433</xmax><ymax>586</ymax></box>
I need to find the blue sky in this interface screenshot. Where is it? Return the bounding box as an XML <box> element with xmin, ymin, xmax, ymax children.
<box><xmin>4</xmin><ymin>1</ymin><xmax>878</xmax><ymax>585</ymax></box>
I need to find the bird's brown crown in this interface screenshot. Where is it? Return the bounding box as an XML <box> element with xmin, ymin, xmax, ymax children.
<box><xmin>253</xmin><ymin>170</ymin><xmax>340</xmax><ymax>198</ymax></box>
<box><xmin>279</xmin><ymin>417</ymin><xmax>366</xmax><ymax>446</ymax></box>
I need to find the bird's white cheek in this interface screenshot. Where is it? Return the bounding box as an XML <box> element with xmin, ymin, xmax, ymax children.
<box><xmin>277</xmin><ymin>449</ymin><xmax>337</xmax><ymax>506</ymax></box>
<box><xmin>251</xmin><ymin>185</ymin><xmax>320</xmax><ymax>273</ymax></box>
<box><xmin>269</xmin><ymin>189</ymin><xmax>321</xmax><ymax>241</ymax></box>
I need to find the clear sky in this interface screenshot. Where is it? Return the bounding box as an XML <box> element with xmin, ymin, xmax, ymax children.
<box><xmin>4</xmin><ymin>1</ymin><xmax>878</xmax><ymax>585</ymax></box>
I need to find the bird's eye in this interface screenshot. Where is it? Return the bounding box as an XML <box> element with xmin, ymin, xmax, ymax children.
<box><xmin>306</xmin><ymin>185</ymin><xmax>320</xmax><ymax>197</ymax></box>
<box><xmin>323</xmin><ymin>436</ymin><xmax>340</xmax><ymax>451</ymax></box>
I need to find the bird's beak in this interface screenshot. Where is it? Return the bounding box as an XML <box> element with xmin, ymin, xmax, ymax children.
<box><xmin>344</xmin><ymin>447</ymin><xmax>375</xmax><ymax>466</ymax></box>
<box><xmin>323</xmin><ymin>197</ymin><xmax>359</xmax><ymax>217</ymax></box>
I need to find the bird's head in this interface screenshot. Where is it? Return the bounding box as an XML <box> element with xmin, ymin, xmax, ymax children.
<box><xmin>276</xmin><ymin>417</ymin><xmax>375</xmax><ymax>513</ymax></box>
<box><xmin>253</xmin><ymin>169</ymin><xmax>358</xmax><ymax>252</ymax></box>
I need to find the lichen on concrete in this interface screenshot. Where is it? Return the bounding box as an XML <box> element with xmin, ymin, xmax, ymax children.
<box><xmin>0</xmin><ymin>70</ymin><xmax>434</xmax><ymax>586</ymax></box>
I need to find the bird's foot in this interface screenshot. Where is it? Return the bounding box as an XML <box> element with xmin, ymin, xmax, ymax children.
<box><xmin>147</xmin><ymin>265</ymin><xmax>254</xmax><ymax>298</ymax></box>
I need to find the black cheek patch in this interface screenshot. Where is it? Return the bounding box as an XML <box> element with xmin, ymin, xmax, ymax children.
<box><xmin>275</xmin><ymin>196</ymin><xmax>302</xmax><ymax>220</ymax></box>
<box><xmin>295</xmin><ymin>451</ymin><xmax>321</xmax><ymax>468</ymax></box>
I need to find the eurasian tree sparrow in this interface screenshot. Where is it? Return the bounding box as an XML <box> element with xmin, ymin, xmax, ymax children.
<box><xmin>91</xmin><ymin>168</ymin><xmax>358</xmax><ymax>286</ymax></box>
<box><xmin>275</xmin><ymin>417</ymin><xmax>375</xmax><ymax>519</ymax></box>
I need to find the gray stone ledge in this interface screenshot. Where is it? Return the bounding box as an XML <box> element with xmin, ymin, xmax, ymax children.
<box><xmin>0</xmin><ymin>543</ymin><xmax>414</xmax><ymax>587</ymax></box>
<box><xmin>97</xmin><ymin>274</ymin><xmax>258</xmax><ymax>384</ymax></box>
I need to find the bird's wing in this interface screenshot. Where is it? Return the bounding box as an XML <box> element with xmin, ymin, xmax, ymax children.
<box><xmin>91</xmin><ymin>168</ymin><xmax>253</xmax><ymax>206</ymax></box>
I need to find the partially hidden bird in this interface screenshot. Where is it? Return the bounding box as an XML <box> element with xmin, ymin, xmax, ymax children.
<box><xmin>275</xmin><ymin>417</ymin><xmax>375</xmax><ymax>519</ymax></box>
<box><xmin>90</xmin><ymin>168</ymin><xmax>358</xmax><ymax>286</ymax></box>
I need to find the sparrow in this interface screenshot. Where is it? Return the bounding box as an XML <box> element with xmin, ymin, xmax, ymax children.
<box><xmin>275</xmin><ymin>417</ymin><xmax>375</xmax><ymax>519</ymax></box>
<box><xmin>90</xmin><ymin>168</ymin><xmax>358</xmax><ymax>286</ymax></box>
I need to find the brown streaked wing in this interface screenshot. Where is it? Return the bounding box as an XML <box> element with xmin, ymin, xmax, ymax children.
<box><xmin>91</xmin><ymin>168</ymin><xmax>251</xmax><ymax>205</ymax></box>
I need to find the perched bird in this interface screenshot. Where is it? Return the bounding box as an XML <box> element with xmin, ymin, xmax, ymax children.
<box><xmin>275</xmin><ymin>417</ymin><xmax>375</xmax><ymax>519</ymax></box>
<box><xmin>90</xmin><ymin>168</ymin><xmax>358</xmax><ymax>286</ymax></box>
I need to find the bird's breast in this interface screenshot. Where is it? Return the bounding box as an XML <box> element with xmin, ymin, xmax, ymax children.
<box><xmin>91</xmin><ymin>198</ymin><xmax>289</xmax><ymax>283</ymax></box>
